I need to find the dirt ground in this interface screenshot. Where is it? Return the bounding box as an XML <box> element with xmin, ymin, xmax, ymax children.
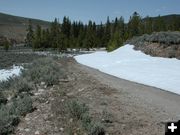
<box><xmin>13</xmin><ymin>58</ymin><xmax>180</xmax><ymax>135</ymax></box>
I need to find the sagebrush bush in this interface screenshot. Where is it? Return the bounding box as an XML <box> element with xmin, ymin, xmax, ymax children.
<box><xmin>0</xmin><ymin>77</ymin><xmax>16</xmax><ymax>91</ymax></box>
<box><xmin>81</xmin><ymin>111</ymin><xmax>105</xmax><ymax>135</ymax></box>
<box><xmin>22</xmin><ymin>57</ymin><xmax>64</xmax><ymax>85</ymax></box>
<box><xmin>67</xmin><ymin>100</ymin><xmax>89</xmax><ymax>120</ymax></box>
<box><xmin>0</xmin><ymin>92</ymin><xmax>7</xmax><ymax>105</ymax></box>
<box><xmin>0</xmin><ymin>104</ymin><xmax>19</xmax><ymax>135</ymax></box>
<box><xmin>87</xmin><ymin>122</ymin><xmax>105</xmax><ymax>135</ymax></box>
<box><xmin>66</xmin><ymin>100</ymin><xmax>105</xmax><ymax>135</ymax></box>
<box><xmin>13</xmin><ymin>78</ymin><xmax>33</xmax><ymax>93</ymax></box>
<box><xmin>14</xmin><ymin>77</ymin><xmax>33</xmax><ymax>93</ymax></box>
<box><xmin>12</xmin><ymin>95</ymin><xmax>33</xmax><ymax>116</ymax></box>
<box><xmin>0</xmin><ymin>94</ymin><xmax>33</xmax><ymax>135</ymax></box>
<box><xmin>128</xmin><ymin>31</ymin><xmax>180</xmax><ymax>46</ymax></box>
<box><xmin>0</xmin><ymin>52</ymin><xmax>42</xmax><ymax>69</ymax></box>
<box><xmin>81</xmin><ymin>113</ymin><xmax>92</xmax><ymax>130</ymax></box>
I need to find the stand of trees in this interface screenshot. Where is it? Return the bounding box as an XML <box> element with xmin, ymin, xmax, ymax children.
<box><xmin>26</xmin><ymin>12</ymin><xmax>180</xmax><ymax>51</ymax></box>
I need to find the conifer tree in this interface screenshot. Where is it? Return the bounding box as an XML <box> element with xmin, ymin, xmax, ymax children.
<box><xmin>97</xmin><ymin>22</ymin><xmax>105</xmax><ymax>47</ymax></box>
<box><xmin>33</xmin><ymin>25</ymin><xmax>42</xmax><ymax>49</ymax></box>
<box><xmin>104</xmin><ymin>16</ymin><xmax>111</xmax><ymax>47</ymax></box>
<box><xmin>107</xmin><ymin>31</ymin><xmax>123</xmax><ymax>52</ymax></box>
<box><xmin>4</xmin><ymin>40</ymin><xmax>10</xmax><ymax>52</ymax></box>
<box><xmin>118</xmin><ymin>16</ymin><xmax>125</xmax><ymax>40</ymax></box>
<box><xmin>26</xmin><ymin>20</ymin><xmax>34</xmax><ymax>47</ymax></box>
<box><xmin>128</xmin><ymin>12</ymin><xmax>142</xmax><ymax>37</ymax></box>
<box><xmin>144</xmin><ymin>16</ymin><xmax>153</xmax><ymax>34</ymax></box>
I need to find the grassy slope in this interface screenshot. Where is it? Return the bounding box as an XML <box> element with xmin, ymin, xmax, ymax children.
<box><xmin>0</xmin><ymin>12</ymin><xmax>51</xmax><ymax>43</ymax></box>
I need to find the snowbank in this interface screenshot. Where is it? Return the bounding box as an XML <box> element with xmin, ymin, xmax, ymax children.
<box><xmin>75</xmin><ymin>44</ymin><xmax>180</xmax><ymax>95</ymax></box>
<box><xmin>0</xmin><ymin>66</ymin><xmax>23</xmax><ymax>81</ymax></box>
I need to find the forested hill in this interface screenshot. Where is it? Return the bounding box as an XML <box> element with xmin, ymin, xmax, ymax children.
<box><xmin>141</xmin><ymin>14</ymin><xmax>180</xmax><ymax>31</ymax></box>
<box><xmin>0</xmin><ymin>12</ymin><xmax>180</xmax><ymax>50</ymax></box>
<box><xmin>0</xmin><ymin>12</ymin><xmax>50</xmax><ymax>42</ymax></box>
<box><xmin>25</xmin><ymin>12</ymin><xmax>180</xmax><ymax>51</ymax></box>
<box><xmin>143</xmin><ymin>14</ymin><xmax>180</xmax><ymax>24</ymax></box>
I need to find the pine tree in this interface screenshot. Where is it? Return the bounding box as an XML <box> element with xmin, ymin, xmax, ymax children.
<box><xmin>107</xmin><ymin>31</ymin><xmax>123</xmax><ymax>52</ymax></box>
<box><xmin>112</xmin><ymin>17</ymin><xmax>118</xmax><ymax>34</ymax></box>
<box><xmin>96</xmin><ymin>22</ymin><xmax>105</xmax><ymax>47</ymax></box>
<box><xmin>117</xmin><ymin>16</ymin><xmax>125</xmax><ymax>40</ymax></box>
<box><xmin>4</xmin><ymin>40</ymin><xmax>10</xmax><ymax>52</ymax></box>
<box><xmin>128</xmin><ymin>12</ymin><xmax>142</xmax><ymax>37</ymax></box>
<box><xmin>144</xmin><ymin>16</ymin><xmax>153</xmax><ymax>34</ymax></box>
<box><xmin>85</xmin><ymin>21</ymin><xmax>97</xmax><ymax>50</ymax></box>
<box><xmin>104</xmin><ymin>16</ymin><xmax>111</xmax><ymax>47</ymax></box>
<box><xmin>50</xmin><ymin>18</ymin><xmax>62</xmax><ymax>49</ymax></box>
<box><xmin>26</xmin><ymin>20</ymin><xmax>34</xmax><ymax>47</ymax></box>
<box><xmin>33</xmin><ymin>25</ymin><xmax>42</xmax><ymax>49</ymax></box>
<box><xmin>153</xmin><ymin>15</ymin><xmax>166</xmax><ymax>32</ymax></box>
<box><xmin>41</xmin><ymin>29</ymin><xmax>50</xmax><ymax>48</ymax></box>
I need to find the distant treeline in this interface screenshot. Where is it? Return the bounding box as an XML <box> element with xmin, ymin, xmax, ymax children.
<box><xmin>26</xmin><ymin>12</ymin><xmax>180</xmax><ymax>51</ymax></box>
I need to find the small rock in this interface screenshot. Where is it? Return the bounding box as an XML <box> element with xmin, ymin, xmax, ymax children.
<box><xmin>61</xmin><ymin>99</ymin><xmax>65</xmax><ymax>102</ymax></box>
<box><xmin>44</xmin><ymin>114</ymin><xmax>49</xmax><ymax>120</ymax></box>
<box><xmin>25</xmin><ymin>117</ymin><xmax>30</xmax><ymax>121</ymax></box>
<box><xmin>41</xmin><ymin>82</ymin><xmax>45</xmax><ymax>85</ymax></box>
<box><xmin>7</xmin><ymin>95</ymin><xmax>13</xmax><ymax>101</ymax></box>
<box><xmin>34</xmin><ymin>93</ymin><xmax>40</xmax><ymax>96</ymax></box>
<box><xmin>67</xmin><ymin>92</ymin><xmax>74</xmax><ymax>96</ymax></box>
<box><xmin>60</xmin><ymin>128</ymin><xmax>64</xmax><ymax>132</ymax></box>
<box><xmin>59</xmin><ymin>79</ymin><xmax>69</xmax><ymax>82</ymax></box>
<box><xmin>44</xmin><ymin>85</ymin><xmax>47</xmax><ymax>89</ymax></box>
<box><xmin>69</xmin><ymin>118</ymin><xmax>73</xmax><ymax>123</ymax></box>
<box><xmin>35</xmin><ymin>131</ymin><xmax>40</xmax><ymax>135</ymax></box>
<box><xmin>78</xmin><ymin>88</ymin><xmax>85</xmax><ymax>92</ymax></box>
<box><xmin>25</xmin><ymin>128</ymin><xmax>30</xmax><ymax>132</ymax></box>
<box><xmin>50</xmin><ymin>98</ymin><xmax>55</xmax><ymax>101</ymax></box>
<box><xmin>17</xmin><ymin>127</ymin><xmax>23</xmax><ymax>131</ymax></box>
<box><xmin>55</xmin><ymin>126</ymin><xmax>58</xmax><ymax>131</ymax></box>
<box><xmin>38</xmin><ymin>89</ymin><xmax>45</xmax><ymax>92</ymax></box>
<box><xmin>76</xmin><ymin>128</ymin><xmax>80</xmax><ymax>131</ymax></box>
<box><xmin>45</xmin><ymin>100</ymin><xmax>49</xmax><ymax>104</ymax></box>
<box><xmin>37</xmin><ymin>109</ymin><xmax>41</xmax><ymax>112</ymax></box>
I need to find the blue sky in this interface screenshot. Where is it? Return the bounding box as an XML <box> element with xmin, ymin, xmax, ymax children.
<box><xmin>0</xmin><ymin>0</ymin><xmax>180</xmax><ymax>23</ymax></box>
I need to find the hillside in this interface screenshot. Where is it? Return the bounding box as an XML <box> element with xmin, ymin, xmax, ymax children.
<box><xmin>143</xmin><ymin>14</ymin><xmax>180</xmax><ymax>24</ymax></box>
<box><xmin>126</xmin><ymin>31</ymin><xmax>180</xmax><ymax>59</ymax></box>
<box><xmin>0</xmin><ymin>12</ymin><xmax>50</xmax><ymax>43</ymax></box>
<box><xmin>0</xmin><ymin>12</ymin><xmax>179</xmax><ymax>45</ymax></box>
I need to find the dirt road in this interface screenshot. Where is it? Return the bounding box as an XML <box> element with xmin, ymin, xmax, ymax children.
<box><xmin>14</xmin><ymin>58</ymin><xmax>180</xmax><ymax>135</ymax></box>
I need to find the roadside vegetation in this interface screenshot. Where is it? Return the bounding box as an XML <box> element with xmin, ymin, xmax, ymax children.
<box><xmin>54</xmin><ymin>87</ymin><xmax>106</xmax><ymax>135</ymax></box>
<box><xmin>67</xmin><ymin>100</ymin><xmax>105</xmax><ymax>135</ymax></box>
<box><xmin>0</xmin><ymin>57</ymin><xmax>65</xmax><ymax>135</ymax></box>
<box><xmin>0</xmin><ymin>52</ymin><xmax>43</xmax><ymax>69</ymax></box>
<box><xmin>0</xmin><ymin>55</ymin><xmax>106</xmax><ymax>134</ymax></box>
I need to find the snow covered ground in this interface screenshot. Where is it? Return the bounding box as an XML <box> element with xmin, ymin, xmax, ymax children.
<box><xmin>75</xmin><ymin>44</ymin><xmax>180</xmax><ymax>95</ymax></box>
<box><xmin>0</xmin><ymin>66</ymin><xmax>23</xmax><ymax>82</ymax></box>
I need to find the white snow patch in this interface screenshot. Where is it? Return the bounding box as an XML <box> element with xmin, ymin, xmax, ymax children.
<box><xmin>0</xmin><ymin>65</ymin><xmax>23</xmax><ymax>81</ymax></box>
<box><xmin>75</xmin><ymin>44</ymin><xmax>180</xmax><ymax>95</ymax></box>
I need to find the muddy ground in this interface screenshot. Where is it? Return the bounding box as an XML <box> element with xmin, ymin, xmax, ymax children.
<box><xmin>13</xmin><ymin>58</ymin><xmax>180</xmax><ymax>135</ymax></box>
